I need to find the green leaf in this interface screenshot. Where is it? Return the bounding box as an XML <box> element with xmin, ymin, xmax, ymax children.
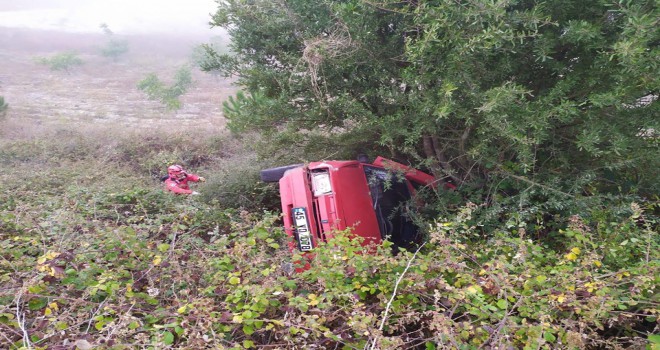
<box><xmin>243</xmin><ymin>324</ymin><xmax>255</xmax><ymax>335</ymax></box>
<box><xmin>256</xmin><ymin>228</ymin><xmax>269</xmax><ymax>240</ymax></box>
<box><xmin>163</xmin><ymin>331</ymin><xmax>175</xmax><ymax>345</ymax></box>
<box><xmin>497</xmin><ymin>299</ymin><xmax>508</xmax><ymax>310</ymax></box>
<box><xmin>157</xmin><ymin>243</ymin><xmax>170</xmax><ymax>252</ymax></box>
<box><xmin>544</xmin><ymin>332</ymin><xmax>556</xmax><ymax>342</ymax></box>
<box><xmin>28</xmin><ymin>298</ymin><xmax>47</xmax><ymax>311</ymax></box>
<box><xmin>284</xmin><ymin>280</ymin><xmax>297</xmax><ymax>290</ymax></box>
<box><xmin>649</xmin><ymin>334</ymin><xmax>660</xmax><ymax>344</ymax></box>
<box><xmin>536</xmin><ymin>275</ymin><xmax>547</xmax><ymax>283</ymax></box>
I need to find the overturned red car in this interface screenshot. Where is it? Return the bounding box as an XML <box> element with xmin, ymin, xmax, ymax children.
<box><xmin>261</xmin><ymin>156</ymin><xmax>440</xmax><ymax>252</ymax></box>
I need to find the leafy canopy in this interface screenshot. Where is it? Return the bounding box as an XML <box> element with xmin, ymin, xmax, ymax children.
<box><xmin>203</xmin><ymin>0</ymin><xmax>658</xmax><ymax>222</ymax></box>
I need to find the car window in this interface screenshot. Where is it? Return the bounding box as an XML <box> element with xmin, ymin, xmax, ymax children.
<box><xmin>363</xmin><ymin>166</ymin><xmax>419</xmax><ymax>248</ymax></box>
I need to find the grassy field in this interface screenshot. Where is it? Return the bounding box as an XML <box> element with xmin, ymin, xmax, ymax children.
<box><xmin>0</xmin><ymin>27</ymin><xmax>231</xmax><ymax>129</ymax></box>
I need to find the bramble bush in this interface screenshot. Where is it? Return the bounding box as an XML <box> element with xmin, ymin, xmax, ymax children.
<box><xmin>0</xmin><ymin>123</ymin><xmax>657</xmax><ymax>349</ymax></box>
<box><xmin>199</xmin><ymin>149</ymin><xmax>281</xmax><ymax>212</ymax></box>
<box><xmin>1</xmin><ymin>182</ymin><xmax>657</xmax><ymax>349</ymax></box>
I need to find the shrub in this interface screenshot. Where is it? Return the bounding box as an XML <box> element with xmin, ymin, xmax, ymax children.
<box><xmin>1</xmin><ymin>122</ymin><xmax>656</xmax><ymax>349</ymax></box>
<box><xmin>200</xmin><ymin>152</ymin><xmax>281</xmax><ymax>212</ymax></box>
<box><xmin>137</xmin><ymin>66</ymin><xmax>193</xmax><ymax>110</ymax></box>
<box><xmin>35</xmin><ymin>51</ymin><xmax>83</xmax><ymax>73</ymax></box>
<box><xmin>99</xmin><ymin>23</ymin><xmax>129</xmax><ymax>61</ymax></box>
<box><xmin>0</xmin><ymin>96</ymin><xmax>7</xmax><ymax>118</ymax></box>
<box><xmin>2</xmin><ymin>172</ymin><xmax>656</xmax><ymax>349</ymax></box>
<box><xmin>110</xmin><ymin>129</ymin><xmax>220</xmax><ymax>178</ymax></box>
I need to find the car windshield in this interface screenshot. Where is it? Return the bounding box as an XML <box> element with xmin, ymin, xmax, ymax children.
<box><xmin>363</xmin><ymin>166</ymin><xmax>420</xmax><ymax>249</ymax></box>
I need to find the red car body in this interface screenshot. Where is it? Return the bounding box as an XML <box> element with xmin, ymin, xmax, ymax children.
<box><xmin>271</xmin><ymin>157</ymin><xmax>436</xmax><ymax>252</ymax></box>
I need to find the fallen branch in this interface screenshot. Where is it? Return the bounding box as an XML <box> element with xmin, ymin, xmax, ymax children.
<box><xmin>15</xmin><ymin>291</ymin><xmax>32</xmax><ymax>349</ymax></box>
<box><xmin>85</xmin><ymin>299</ymin><xmax>106</xmax><ymax>333</ymax></box>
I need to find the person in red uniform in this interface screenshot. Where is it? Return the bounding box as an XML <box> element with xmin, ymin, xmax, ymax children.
<box><xmin>164</xmin><ymin>164</ymin><xmax>205</xmax><ymax>195</ymax></box>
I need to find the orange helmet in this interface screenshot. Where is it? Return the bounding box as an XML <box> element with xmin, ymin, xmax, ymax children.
<box><xmin>168</xmin><ymin>165</ymin><xmax>186</xmax><ymax>179</ymax></box>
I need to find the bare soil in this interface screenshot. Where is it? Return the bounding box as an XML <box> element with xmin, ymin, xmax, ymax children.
<box><xmin>0</xmin><ymin>27</ymin><xmax>235</xmax><ymax>131</ymax></box>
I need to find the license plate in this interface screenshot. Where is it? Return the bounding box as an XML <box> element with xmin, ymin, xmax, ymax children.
<box><xmin>292</xmin><ymin>207</ymin><xmax>313</xmax><ymax>251</ymax></box>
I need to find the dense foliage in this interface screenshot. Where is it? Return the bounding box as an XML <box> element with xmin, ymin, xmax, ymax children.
<box><xmin>1</xmin><ymin>0</ymin><xmax>657</xmax><ymax>348</ymax></box>
<box><xmin>0</xmin><ymin>126</ymin><xmax>657</xmax><ymax>349</ymax></box>
<box><xmin>0</xmin><ymin>117</ymin><xmax>657</xmax><ymax>350</ymax></box>
<box><xmin>202</xmin><ymin>0</ymin><xmax>658</xmax><ymax>222</ymax></box>
<box><xmin>197</xmin><ymin>0</ymin><xmax>659</xmax><ymax>347</ymax></box>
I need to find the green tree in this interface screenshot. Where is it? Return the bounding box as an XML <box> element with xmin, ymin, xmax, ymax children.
<box><xmin>203</xmin><ymin>0</ymin><xmax>658</xmax><ymax>220</ymax></box>
<box><xmin>191</xmin><ymin>35</ymin><xmax>231</xmax><ymax>77</ymax></box>
<box><xmin>399</xmin><ymin>0</ymin><xmax>659</xmax><ymax>202</ymax></box>
<box><xmin>202</xmin><ymin>1</ymin><xmax>409</xmax><ymax>156</ymax></box>
<box><xmin>137</xmin><ymin>66</ymin><xmax>193</xmax><ymax>110</ymax></box>
<box><xmin>99</xmin><ymin>23</ymin><xmax>129</xmax><ymax>61</ymax></box>
<box><xmin>35</xmin><ymin>51</ymin><xmax>84</xmax><ymax>73</ymax></box>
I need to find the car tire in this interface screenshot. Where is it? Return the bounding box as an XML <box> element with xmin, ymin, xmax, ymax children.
<box><xmin>260</xmin><ymin>164</ymin><xmax>303</xmax><ymax>183</ymax></box>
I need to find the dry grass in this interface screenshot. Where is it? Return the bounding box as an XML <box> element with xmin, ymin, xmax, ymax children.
<box><xmin>0</xmin><ymin>27</ymin><xmax>236</xmax><ymax>131</ymax></box>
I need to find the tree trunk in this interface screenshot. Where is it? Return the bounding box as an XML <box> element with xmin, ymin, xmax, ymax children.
<box><xmin>424</xmin><ymin>134</ymin><xmax>461</xmax><ymax>184</ymax></box>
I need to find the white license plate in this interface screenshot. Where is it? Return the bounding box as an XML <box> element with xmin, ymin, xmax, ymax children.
<box><xmin>292</xmin><ymin>207</ymin><xmax>313</xmax><ymax>251</ymax></box>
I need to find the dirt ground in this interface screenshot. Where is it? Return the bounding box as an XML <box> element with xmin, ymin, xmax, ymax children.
<box><xmin>0</xmin><ymin>27</ymin><xmax>235</xmax><ymax>131</ymax></box>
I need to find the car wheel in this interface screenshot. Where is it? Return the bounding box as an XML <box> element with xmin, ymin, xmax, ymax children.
<box><xmin>260</xmin><ymin>164</ymin><xmax>303</xmax><ymax>182</ymax></box>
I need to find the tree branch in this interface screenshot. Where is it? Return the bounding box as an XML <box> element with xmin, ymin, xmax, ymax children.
<box><xmin>15</xmin><ymin>291</ymin><xmax>32</xmax><ymax>349</ymax></box>
<box><xmin>370</xmin><ymin>242</ymin><xmax>426</xmax><ymax>350</ymax></box>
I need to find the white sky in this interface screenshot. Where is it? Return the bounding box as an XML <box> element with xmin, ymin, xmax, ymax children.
<box><xmin>0</xmin><ymin>0</ymin><xmax>220</xmax><ymax>35</ymax></box>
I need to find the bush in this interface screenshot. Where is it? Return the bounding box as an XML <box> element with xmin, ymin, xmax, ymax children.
<box><xmin>1</xmin><ymin>122</ymin><xmax>656</xmax><ymax>349</ymax></box>
<box><xmin>100</xmin><ymin>39</ymin><xmax>129</xmax><ymax>61</ymax></box>
<box><xmin>35</xmin><ymin>51</ymin><xmax>83</xmax><ymax>73</ymax></box>
<box><xmin>0</xmin><ymin>96</ymin><xmax>7</xmax><ymax>118</ymax></box>
<box><xmin>110</xmin><ymin>129</ymin><xmax>220</xmax><ymax>178</ymax></box>
<box><xmin>137</xmin><ymin>66</ymin><xmax>193</xmax><ymax>110</ymax></box>
<box><xmin>200</xmin><ymin>153</ymin><xmax>281</xmax><ymax>212</ymax></box>
<box><xmin>3</xmin><ymin>195</ymin><xmax>656</xmax><ymax>349</ymax></box>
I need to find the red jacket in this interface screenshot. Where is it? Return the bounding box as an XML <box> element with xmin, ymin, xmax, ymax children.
<box><xmin>164</xmin><ymin>173</ymin><xmax>201</xmax><ymax>194</ymax></box>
